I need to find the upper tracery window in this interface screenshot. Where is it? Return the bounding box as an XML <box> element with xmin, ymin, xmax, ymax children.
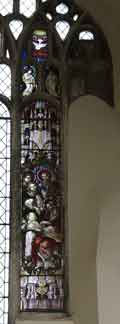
<box><xmin>0</xmin><ymin>1</ymin><xmax>113</xmax><ymax>324</ymax></box>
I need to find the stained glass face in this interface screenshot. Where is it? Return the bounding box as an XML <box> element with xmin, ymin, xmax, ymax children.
<box><xmin>20</xmin><ymin>101</ymin><xmax>64</xmax><ymax>311</ymax></box>
<box><xmin>0</xmin><ymin>102</ymin><xmax>10</xmax><ymax>324</ymax></box>
<box><xmin>32</xmin><ymin>30</ymin><xmax>48</xmax><ymax>63</ymax></box>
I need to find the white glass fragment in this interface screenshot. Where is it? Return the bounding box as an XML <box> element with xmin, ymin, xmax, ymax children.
<box><xmin>79</xmin><ymin>30</ymin><xmax>94</xmax><ymax>40</ymax></box>
<box><xmin>46</xmin><ymin>13</ymin><xmax>52</xmax><ymax>21</ymax></box>
<box><xmin>56</xmin><ymin>3</ymin><xmax>69</xmax><ymax>14</ymax></box>
<box><xmin>6</xmin><ymin>50</ymin><xmax>10</xmax><ymax>59</ymax></box>
<box><xmin>0</xmin><ymin>0</ymin><xmax>13</xmax><ymax>16</ymax></box>
<box><xmin>73</xmin><ymin>14</ymin><xmax>79</xmax><ymax>21</ymax></box>
<box><xmin>9</xmin><ymin>20</ymin><xmax>23</xmax><ymax>39</ymax></box>
<box><xmin>20</xmin><ymin>0</ymin><xmax>36</xmax><ymax>17</ymax></box>
<box><xmin>56</xmin><ymin>21</ymin><xmax>70</xmax><ymax>40</ymax></box>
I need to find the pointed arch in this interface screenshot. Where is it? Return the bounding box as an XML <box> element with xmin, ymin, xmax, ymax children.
<box><xmin>0</xmin><ymin>1</ymin><xmax>114</xmax><ymax>323</ymax></box>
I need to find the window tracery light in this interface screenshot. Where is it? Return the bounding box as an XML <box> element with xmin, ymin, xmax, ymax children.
<box><xmin>20</xmin><ymin>0</ymin><xmax>36</xmax><ymax>17</ymax></box>
<box><xmin>0</xmin><ymin>0</ymin><xmax>13</xmax><ymax>16</ymax></box>
<box><xmin>9</xmin><ymin>21</ymin><xmax>23</xmax><ymax>40</ymax></box>
<box><xmin>56</xmin><ymin>21</ymin><xmax>70</xmax><ymax>41</ymax></box>
<box><xmin>0</xmin><ymin>0</ymin><xmax>113</xmax><ymax>322</ymax></box>
<box><xmin>79</xmin><ymin>30</ymin><xmax>94</xmax><ymax>40</ymax></box>
<box><xmin>56</xmin><ymin>3</ymin><xmax>69</xmax><ymax>15</ymax></box>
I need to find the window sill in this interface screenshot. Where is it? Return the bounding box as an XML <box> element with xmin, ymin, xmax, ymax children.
<box><xmin>16</xmin><ymin>321</ymin><xmax>74</xmax><ymax>324</ymax></box>
<box><xmin>16</xmin><ymin>313</ymin><xmax>74</xmax><ymax>324</ymax></box>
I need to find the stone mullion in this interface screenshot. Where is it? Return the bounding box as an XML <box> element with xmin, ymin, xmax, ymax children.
<box><xmin>9</xmin><ymin>54</ymin><xmax>21</xmax><ymax>324</ymax></box>
<box><xmin>59</xmin><ymin>58</ymin><xmax>69</xmax><ymax>312</ymax></box>
<box><xmin>13</xmin><ymin>0</ymin><xmax>19</xmax><ymax>14</ymax></box>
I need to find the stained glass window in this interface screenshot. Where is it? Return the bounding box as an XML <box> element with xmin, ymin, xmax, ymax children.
<box><xmin>0</xmin><ymin>0</ymin><xmax>113</xmax><ymax>322</ymax></box>
<box><xmin>21</xmin><ymin>101</ymin><xmax>64</xmax><ymax>311</ymax></box>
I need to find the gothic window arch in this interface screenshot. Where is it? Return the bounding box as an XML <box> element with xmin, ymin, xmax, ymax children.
<box><xmin>0</xmin><ymin>1</ymin><xmax>113</xmax><ymax>324</ymax></box>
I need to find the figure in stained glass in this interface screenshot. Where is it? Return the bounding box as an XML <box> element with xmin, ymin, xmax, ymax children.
<box><xmin>32</xmin><ymin>30</ymin><xmax>48</xmax><ymax>63</ymax></box>
<box><xmin>45</xmin><ymin>70</ymin><xmax>60</xmax><ymax>96</ymax></box>
<box><xmin>21</xmin><ymin>97</ymin><xmax>64</xmax><ymax>309</ymax></box>
<box><xmin>22</xmin><ymin>65</ymin><xmax>36</xmax><ymax>96</ymax></box>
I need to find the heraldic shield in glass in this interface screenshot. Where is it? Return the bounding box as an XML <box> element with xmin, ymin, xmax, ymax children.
<box><xmin>20</xmin><ymin>29</ymin><xmax>64</xmax><ymax>311</ymax></box>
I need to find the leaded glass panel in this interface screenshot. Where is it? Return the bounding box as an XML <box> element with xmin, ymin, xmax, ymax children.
<box><xmin>0</xmin><ymin>65</ymin><xmax>11</xmax><ymax>99</ymax></box>
<box><xmin>0</xmin><ymin>0</ymin><xmax>13</xmax><ymax>16</ymax></box>
<box><xmin>9</xmin><ymin>21</ymin><xmax>23</xmax><ymax>40</ymax></box>
<box><xmin>0</xmin><ymin>103</ymin><xmax>10</xmax><ymax>324</ymax></box>
<box><xmin>20</xmin><ymin>0</ymin><xmax>36</xmax><ymax>17</ymax></box>
<box><xmin>56</xmin><ymin>21</ymin><xmax>70</xmax><ymax>41</ymax></box>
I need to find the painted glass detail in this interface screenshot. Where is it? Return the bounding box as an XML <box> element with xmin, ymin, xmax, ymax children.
<box><xmin>0</xmin><ymin>102</ymin><xmax>10</xmax><ymax>324</ymax></box>
<box><xmin>32</xmin><ymin>30</ymin><xmax>48</xmax><ymax>63</ymax></box>
<box><xmin>20</xmin><ymin>101</ymin><xmax>64</xmax><ymax>311</ymax></box>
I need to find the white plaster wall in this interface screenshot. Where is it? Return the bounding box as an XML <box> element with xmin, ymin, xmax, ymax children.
<box><xmin>68</xmin><ymin>95</ymin><xmax>120</xmax><ymax>324</ymax></box>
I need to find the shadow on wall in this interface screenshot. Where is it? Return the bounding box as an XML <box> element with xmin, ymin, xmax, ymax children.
<box><xmin>68</xmin><ymin>95</ymin><xmax>120</xmax><ymax>324</ymax></box>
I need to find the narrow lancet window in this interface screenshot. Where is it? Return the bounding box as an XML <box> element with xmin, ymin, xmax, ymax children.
<box><xmin>20</xmin><ymin>24</ymin><xmax>64</xmax><ymax>311</ymax></box>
